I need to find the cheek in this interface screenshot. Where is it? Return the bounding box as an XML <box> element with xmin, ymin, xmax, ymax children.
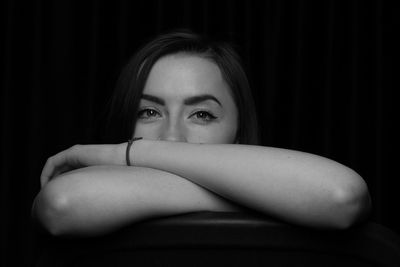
<box><xmin>187</xmin><ymin>123</ymin><xmax>237</xmax><ymax>144</ymax></box>
<box><xmin>219</xmin><ymin>120</ymin><xmax>239</xmax><ymax>143</ymax></box>
<box><xmin>133</xmin><ymin>124</ymin><xmax>160</xmax><ymax>140</ymax></box>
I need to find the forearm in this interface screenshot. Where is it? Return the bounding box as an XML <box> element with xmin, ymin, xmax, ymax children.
<box><xmin>129</xmin><ymin>140</ymin><xmax>371</xmax><ymax>228</ymax></box>
<box><xmin>33</xmin><ymin>165</ymin><xmax>238</xmax><ymax>236</ymax></box>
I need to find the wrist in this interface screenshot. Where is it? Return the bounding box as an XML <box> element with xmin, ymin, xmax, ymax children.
<box><xmin>127</xmin><ymin>137</ymin><xmax>146</xmax><ymax>166</ymax></box>
<box><xmin>112</xmin><ymin>143</ymin><xmax>129</xmax><ymax>166</ymax></box>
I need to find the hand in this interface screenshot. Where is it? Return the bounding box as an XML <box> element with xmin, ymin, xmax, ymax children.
<box><xmin>40</xmin><ymin>144</ymin><xmax>124</xmax><ymax>187</ymax></box>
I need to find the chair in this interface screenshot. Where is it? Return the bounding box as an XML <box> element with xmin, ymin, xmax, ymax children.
<box><xmin>35</xmin><ymin>212</ymin><xmax>400</xmax><ymax>267</ymax></box>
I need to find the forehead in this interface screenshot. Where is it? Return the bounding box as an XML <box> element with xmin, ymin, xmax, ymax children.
<box><xmin>143</xmin><ymin>54</ymin><xmax>233</xmax><ymax>102</ymax></box>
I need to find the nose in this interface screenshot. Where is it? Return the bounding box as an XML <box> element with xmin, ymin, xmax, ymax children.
<box><xmin>159</xmin><ymin>118</ymin><xmax>187</xmax><ymax>142</ymax></box>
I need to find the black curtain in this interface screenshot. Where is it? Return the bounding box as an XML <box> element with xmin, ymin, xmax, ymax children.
<box><xmin>1</xmin><ymin>0</ymin><xmax>398</xmax><ymax>265</ymax></box>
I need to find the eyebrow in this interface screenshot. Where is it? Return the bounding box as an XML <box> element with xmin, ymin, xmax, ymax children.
<box><xmin>141</xmin><ymin>94</ymin><xmax>222</xmax><ymax>107</ymax></box>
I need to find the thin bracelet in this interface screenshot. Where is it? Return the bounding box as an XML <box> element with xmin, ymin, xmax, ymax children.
<box><xmin>126</xmin><ymin>137</ymin><xmax>143</xmax><ymax>166</ymax></box>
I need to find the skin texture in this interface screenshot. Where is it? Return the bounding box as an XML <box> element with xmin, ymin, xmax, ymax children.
<box><xmin>33</xmin><ymin>54</ymin><xmax>371</xmax><ymax>236</ymax></box>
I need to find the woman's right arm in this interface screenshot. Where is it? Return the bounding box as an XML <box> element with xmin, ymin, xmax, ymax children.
<box><xmin>32</xmin><ymin>165</ymin><xmax>239</xmax><ymax>236</ymax></box>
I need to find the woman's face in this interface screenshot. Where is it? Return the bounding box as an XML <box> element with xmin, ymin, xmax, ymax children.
<box><xmin>133</xmin><ymin>54</ymin><xmax>238</xmax><ymax>144</ymax></box>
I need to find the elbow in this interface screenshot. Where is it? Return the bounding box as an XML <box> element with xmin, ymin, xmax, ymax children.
<box><xmin>329</xmin><ymin>172</ymin><xmax>371</xmax><ymax>229</ymax></box>
<box><xmin>33</xmin><ymin>182</ymin><xmax>74</xmax><ymax>236</ymax></box>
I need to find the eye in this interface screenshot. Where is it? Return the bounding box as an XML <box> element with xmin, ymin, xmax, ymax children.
<box><xmin>137</xmin><ymin>108</ymin><xmax>161</xmax><ymax>120</ymax></box>
<box><xmin>190</xmin><ymin>111</ymin><xmax>217</xmax><ymax>123</ymax></box>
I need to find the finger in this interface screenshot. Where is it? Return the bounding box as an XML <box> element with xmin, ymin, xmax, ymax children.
<box><xmin>40</xmin><ymin>157</ymin><xmax>55</xmax><ymax>187</ymax></box>
<box><xmin>40</xmin><ymin>151</ymin><xmax>67</xmax><ymax>187</ymax></box>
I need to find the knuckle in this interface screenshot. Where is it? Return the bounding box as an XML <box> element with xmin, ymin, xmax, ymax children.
<box><xmin>46</xmin><ymin>156</ymin><xmax>54</xmax><ymax>165</ymax></box>
<box><xmin>70</xmin><ymin>144</ymin><xmax>80</xmax><ymax>152</ymax></box>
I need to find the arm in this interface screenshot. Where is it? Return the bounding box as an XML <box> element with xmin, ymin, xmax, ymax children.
<box><xmin>37</xmin><ymin>140</ymin><xmax>371</xmax><ymax>232</ymax></box>
<box><xmin>33</xmin><ymin>165</ymin><xmax>239</xmax><ymax>236</ymax></box>
<box><xmin>127</xmin><ymin>140</ymin><xmax>371</xmax><ymax>228</ymax></box>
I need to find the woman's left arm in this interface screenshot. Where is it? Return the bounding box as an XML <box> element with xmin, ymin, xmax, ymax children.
<box><xmin>128</xmin><ymin>140</ymin><xmax>371</xmax><ymax>229</ymax></box>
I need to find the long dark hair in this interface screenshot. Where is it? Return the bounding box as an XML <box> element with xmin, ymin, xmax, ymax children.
<box><xmin>104</xmin><ymin>29</ymin><xmax>260</xmax><ymax>145</ymax></box>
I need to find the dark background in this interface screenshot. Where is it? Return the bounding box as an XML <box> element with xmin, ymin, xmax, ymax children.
<box><xmin>1</xmin><ymin>0</ymin><xmax>398</xmax><ymax>265</ymax></box>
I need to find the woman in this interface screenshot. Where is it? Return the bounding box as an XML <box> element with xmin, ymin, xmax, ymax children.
<box><xmin>32</xmin><ymin>30</ymin><xmax>371</xmax><ymax>236</ymax></box>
